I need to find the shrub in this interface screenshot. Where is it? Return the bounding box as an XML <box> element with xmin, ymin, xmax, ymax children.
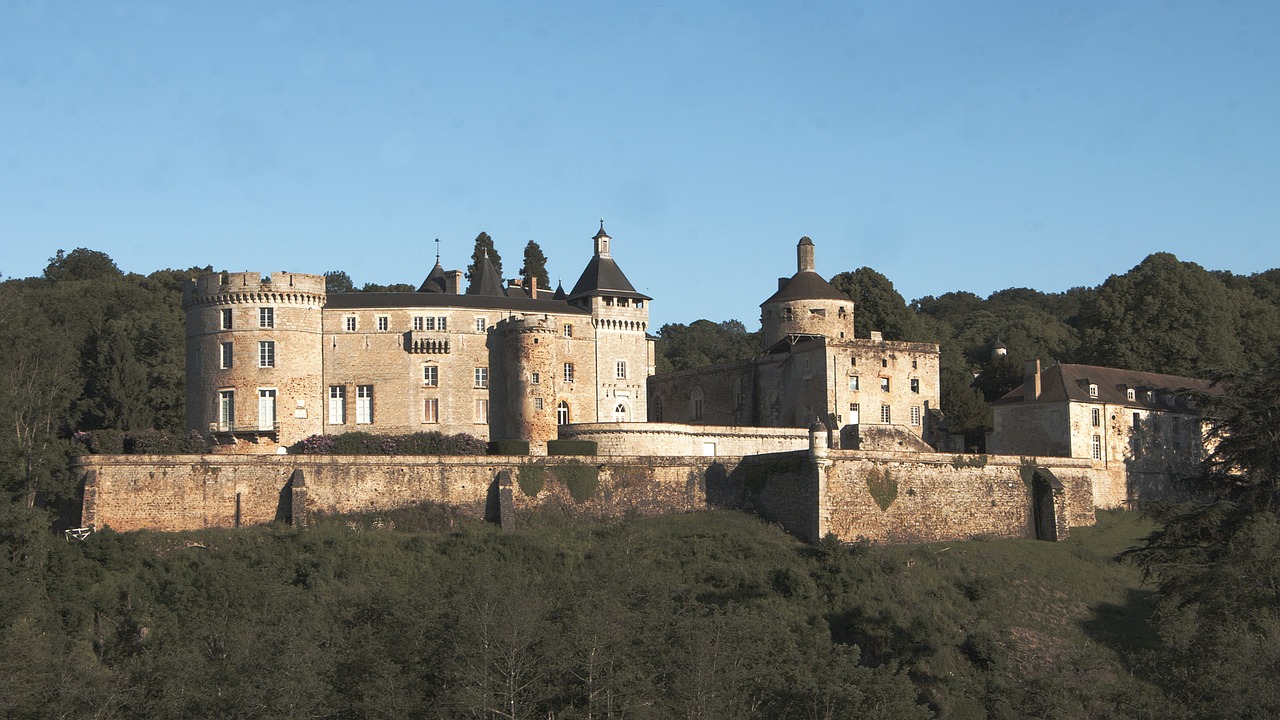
<box><xmin>547</xmin><ymin>440</ymin><xmax>596</xmax><ymax>456</ymax></box>
<box><xmin>489</xmin><ymin>439</ymin><xmax>530</xmax><ymax>456</ymax></box>
<box><xmin>517</xmin><ymin>465</ymin><xmax>546</xmax><ymax>497</ymax></box>
<box><xmin>553</xmin><ymin>463</ymin><xmax>599</xmax><ymax>503</ymax></box>
<box><xmin>73</xmin><ymin>429</ymin><xmax>206</xmax><ymax>455</ymax></box>
<box><xmin>290</xmin><ymin>431</ymin><xmax>486</xmax><ymax>456</ymax></box>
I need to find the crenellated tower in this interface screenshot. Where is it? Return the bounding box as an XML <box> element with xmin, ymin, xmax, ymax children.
<box><xmin>566</xmin><ymin>221</ymin><xmax>652</xmax><ymax>422</ymax></box>
<box><xmin>500</xmin><ymin>314</ymin><xmax>559</xmax><ymax>445</ymax></box>
<box><xmin>183</xmin><ymin>271</ymin><xmax>326</xmax><ymax>452</ymax></box>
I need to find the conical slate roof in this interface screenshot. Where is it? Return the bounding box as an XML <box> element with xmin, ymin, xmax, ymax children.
<box><xmin>469</xmin><ymin>253</ymin><xmax>506</xmax><ymax>297</ymax></box>
<box><xmin>567</xmin><ymin>254</ymin><xmax>650</xmax><ymax>301</ymax></box>
<box><xmin>417</xmin><ymin>261</ymin><xmax>448</xmax><ymax>293</ymax></box>
<box><xmin>760</xmin><ymin>272</ymin><xmax>849</xmax><ymax>306</ymax></box>
<box><xmin>552</xmin><ymin>281</ymin><xmax>567</xmax><ymax>300</ymax></box>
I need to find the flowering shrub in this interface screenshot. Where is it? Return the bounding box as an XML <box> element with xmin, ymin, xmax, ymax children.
<box><xmin>290</xmin><ymin>431</ymin><xmax>487</xmax><ymax>456</ymax></box>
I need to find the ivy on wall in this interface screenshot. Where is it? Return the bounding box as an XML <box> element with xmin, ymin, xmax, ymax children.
<box><xmin>866</xmin><ymin>467</ymin><xmax>898</xmax><ymax>511</ymax></box>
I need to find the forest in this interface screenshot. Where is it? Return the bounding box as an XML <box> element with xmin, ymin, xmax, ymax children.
<box><xmin>2</xmin><ymin>246</ymin><xmax>1279</xmax><ymax>717</ymax></box>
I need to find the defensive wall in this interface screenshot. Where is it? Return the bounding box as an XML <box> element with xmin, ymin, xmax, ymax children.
<box><xmin>75</xmin><ymin>448</ymin><xmax>1098</xmax><ymax>544</ymax></box>
<box><xmin>559</xmin><ymin>422</ymin><xmax>810</xmax><ymax>456</ymax></box>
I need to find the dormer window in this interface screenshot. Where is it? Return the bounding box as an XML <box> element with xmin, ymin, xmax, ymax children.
<box><xmin>1126</xmin><ymin>388</ymin><xmax>1136</xmax><ymax>401</ymax></box>
<box><xmin>1146</xmin><ymin>391</ymin><xmax>1155</xmax><ymax>403</ymax></box>
<box><xmin>1088</xmin><ymin>383</ymin><xmax>1098</xmax><ymax>398</ymax></box>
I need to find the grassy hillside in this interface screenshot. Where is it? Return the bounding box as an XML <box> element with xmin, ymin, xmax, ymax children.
<box><xmin>1</xmin><ymin>504</ymin><xmax>1167</xmax><ymax>718</ymax></box>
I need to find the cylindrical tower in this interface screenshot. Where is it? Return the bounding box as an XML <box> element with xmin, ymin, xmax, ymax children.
<box><xmin>183</xmin><ymin>271</ymin><xmax>326</xmax><ymax>453</ymax></box>
<box><xmin>501</xmin><ymin>315</ymin><xmax>559</xmax><ymax>446</ymax></box>
<box><xmin>759</xmin><ymin>237</ymin><xmax>856</xmax><ymax>348</ymax></box>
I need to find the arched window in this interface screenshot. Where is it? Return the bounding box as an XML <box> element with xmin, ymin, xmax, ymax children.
<box><xmin>691</xmin><ymin>386</ymin><xmax>704</xmax><ymax>421</ymax></box>
<box><xmin>557</xmin><ymin>401</ymin><xmax>570</xmax><ymax>426</ymax></box>
<box><xmin>652</xmin><ymin>395</ymin><xmax>664</xmax><ymax>422</ymax></box>
<box><xmin>613</xmin><ymin>403</ymin><xmax>628</xmax><ymax>422</ymax></box>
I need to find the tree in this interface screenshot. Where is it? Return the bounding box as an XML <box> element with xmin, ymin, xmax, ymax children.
<box><xmin>43</xmin><ymin>248</ymin><xmax>121</xmax><ymax>283</ymax></box>
<box><xmin>1124</xmin><ymin>351</ymin><xmax>1280</xmax><ymax>716</ymax></box>
<box><xmin>324</xmin><ymin>271</ymin><xmax>355</xmax><ymax>294</ymax></box>
<box><xmin>655</xmin><ymin>320</ymin><xmax>759</xmax><ymax>374</ymax></box>
<box><xmin>519</xmin><ymin>240</ymin><xmax>550</xmax><ymax>291</ymax></box>
<box><xmin>829</xmin><ymin>268</ymin><xmax>927</xmax><ymax>341</ymax></box>
<box><xmin>464</xmin><ymin>232</ymin><xmax>503</xmax><ymax>289</ymax></box>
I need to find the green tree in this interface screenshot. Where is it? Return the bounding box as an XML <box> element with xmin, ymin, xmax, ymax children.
<box><xmin>655</xmin><ymin>320</ymin><xmax>759</xmax><ymax>373</ymax></box>
<box><xmin>324</xmin><ymin>271</ymin><xmax>355</xmax><ymax>294</ymax></box>
<box><xmin>1124</xmin><ymin>351</ymin><xmax>1280</xmax><ymax>717</ymax></box>
<box><xmin>464</xmin><ymin>232</ymin><xmax>503</xmax><ymax>288</ymax></box>
<box><xmin>830</xmin><ymin>267</ymin><xmax>927</xmax><ymax>341</ymax></box>
<box><xmin>43</xmin><ymin>248</ymin><xmax>121</xmax><ymax>282</ymax></box>
<box><xmin>519</xmin><ymin>240</ymin><xmax>551</xmax><ymax>291</ymax></box>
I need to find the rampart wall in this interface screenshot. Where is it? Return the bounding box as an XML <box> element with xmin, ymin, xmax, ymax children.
<box><xmin>560</xmin><ymin>423</ymin><xmax>809</xmax><ymax>456</ymax></box>
<box><xmin>76</xmin><ymin>450</ymin><xmax>1099</xmax><ymax>545</ymax></box>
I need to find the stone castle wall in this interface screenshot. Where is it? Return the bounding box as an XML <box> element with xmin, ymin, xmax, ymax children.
<box><xmin>560</xmin><ymin>422</ymin><xmax>809</xmax><ymax>456</ymax></box>
<box><xmin>76</xmin><ymin>450</ymin><xmax>1099</xmax><ymax>545</ymax></box>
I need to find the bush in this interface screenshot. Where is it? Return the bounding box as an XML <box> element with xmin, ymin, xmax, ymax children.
<box><xmin>290</xmin><ymin>431</ymin><xmax>487</xmax><ymax>456</ymax></box>
<box><xmin>547</xmin><ymin>440</ymin><xmax>596</xmax><ymax>456</ymax></box>
<box><xmin>553</xmin><ymin>463</ymin><xmax>599</xmax><ymax>503</ymax></box>
<box><xmin>517</xmin><ymin>465</ymin><xmax>546</xmax><ymax>497</ymax></box>
<box><xmin>489</xmin><ymin>440</ymin><xmax>530</xmax><ymax>456</ymax></box>
<box><xmin>74</xmin><ymin>429</ymin><xmax>206</xmax><ymax>455</ymax></box>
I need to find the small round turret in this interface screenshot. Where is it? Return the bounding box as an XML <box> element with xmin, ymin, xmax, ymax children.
<box><xmin>501</xmin><ymin>315</ymin><xmax>559</xmax><ymax>445</ymax></box>
<box><xmin>760</xmin><ymin>237</ymin><xmax>855</xmax><ymax>348</ymax></box>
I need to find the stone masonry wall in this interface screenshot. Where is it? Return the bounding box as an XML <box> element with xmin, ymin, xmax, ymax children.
<box><xmin>560</xmin><ymin>422</ymin><xmax>809</xmax><ymax>456</ymax></box>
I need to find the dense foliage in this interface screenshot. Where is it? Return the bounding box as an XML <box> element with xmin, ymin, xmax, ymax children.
<box><xmin>290</xmin><ymin>431</ymin><xmax>488</xmax><ymax>456</ymax></box>
<box><xmin>1</xmin><ymin>504</ymin><xmax>1177</xmax><ymax>719</ymax></box>
<box><xmin>1123</xmin><ymin>350</ymin><xmax>1280</xmax><ymax>718</ymax></box>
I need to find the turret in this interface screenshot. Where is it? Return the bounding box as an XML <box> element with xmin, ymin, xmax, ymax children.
<box><xmin>183</xmin><ymin>271</ymin><xmax>326</xmax><ymax>452</ymax></box>
<box><xmin>501</xmin><ymin>315</ymin><xmax>559</xmax><ymax>446</ymax></box>
<box><xmin>759</xmin><ymin>237</ymin><xmax>856</xmax><ymax>348</ymax></box>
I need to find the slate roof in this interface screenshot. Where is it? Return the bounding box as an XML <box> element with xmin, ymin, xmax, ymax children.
<box><xmin>324</xmin><ymin>292</ymin><xmax>590</xmax><ymax>315</ymax></box>
<box><xmin>567</xmin><ymin>254</ymin><xmax>651</xmax><ymax>301</ymax></box>
<box><xmin>469</xmin><ymin>253</ymin><xmax>506</xmax><ymax>297</ymax></box>
<box><xmin>760</xmin><ymin>271</ymin><xmax>850</xmax><ymax>305</ymax></box>
<box><xmin>993</xmin><ymin>363</ymin><xmax>1219</xmax><ymax>409</ymax></box>
<box><xmin>552</xmin><ymin>281</ymin><xmax>567</xmax><ymax>300</ymax></box>
<box><xmin>416</xmin><ymin>261</ymin><xmax>448</xmax><ymax>293</ymax></box>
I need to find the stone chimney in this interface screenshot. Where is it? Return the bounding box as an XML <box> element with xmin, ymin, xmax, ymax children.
<box><xmin>528</xmin><ymin>276</ymin><xmax>538</xmax><ymax>299</ymax></box>
<box><xmin>798</xmin><ymin>236</ymin><xmax>815</xmax><ymax>273</ymax></box>
<box><xmin>1024</xmin><ymin>359</ymin><xmax>1042</xmax><ymax>402</ymax></box>
<box><xmin>446</xmin><ymin>270</ymin><xmax>464</xmax><ymax>294</ymax></box>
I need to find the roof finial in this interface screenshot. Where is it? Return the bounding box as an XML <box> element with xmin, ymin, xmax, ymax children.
<box><xmin>599</xmin><ymin>217</ymin><xmax>605</xmax><ymax>232</ymax></box>
<box><xmin>434</xmin><ymin>238</ymin><xmax>440</xmax><ymax>264</ymax></box>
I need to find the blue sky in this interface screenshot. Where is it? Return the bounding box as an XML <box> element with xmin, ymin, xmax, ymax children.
<box><xmin>3</xmin><ymin>1</ymin><xmax>1278</xmax><ymax>330</ymax></box>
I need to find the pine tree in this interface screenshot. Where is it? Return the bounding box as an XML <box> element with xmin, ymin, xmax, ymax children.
<box><xmin>519</xmin><ymin>240</ymin><xmax>551</xmax><ymax>291</ymax></box>
<box><xmin>464</xmin><ymin>232</ymin><xmax>503</xmax><ymax>290</ymax></box>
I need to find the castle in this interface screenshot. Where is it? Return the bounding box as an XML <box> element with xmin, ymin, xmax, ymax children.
<box><xmin>75</xmin><ymin>224</ymin><xmax>1209</xmax><ymax>544</ymax></box>
<box><xmin>183</xmin><ymin>222</ymin><xmax>652</xmax><ymax>453</ymax></box>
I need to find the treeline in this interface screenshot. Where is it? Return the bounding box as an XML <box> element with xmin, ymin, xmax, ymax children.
<box><xmin>655</xmin><ymin>253</ymin><xmax>1280</xmax><ymax>448</ymax></box>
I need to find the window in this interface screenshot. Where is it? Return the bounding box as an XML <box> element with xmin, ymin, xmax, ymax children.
<box><xmin>850</xmin><ymin>357</ymin><xmax>857</xmax><ymax>366</ymax></box>
<box><xmin>1092</xmin><ymin>434</ymin><xmax>1102</xmax><ymax>460</ymax></box>
<box><xmin>356</xmin><ymin>385</ymin><xmax>373</xmax><ymax>424</ymax></box>
<box><xmin>1146</xmin><ymin>391</ymin><xmax>1155</xmax><ymax>403</ymax></box>
<box><xmin>474</xmin><ymin>398</ymin><xmax>489</xmax><ymax>423</ymax></box>
<box><xmin>880</xmin><ymin>377</ymin><xmax>890</xmax><ymax>392</ymax></box>
<box><xmin>849</xmin><ymin>376</ymin><xmax>859</xmax><ymax>391</ymax></box>
<box><xmin>1152</xmin><ymin>413</ymin><xmax>1160</xmax><ymax>432</ymax></box>
<box><xmin>881</xmin><ymin>404</ymin><xmax>891</xmax><ymax>423</ymax></box>
<box><xmin>474</xmin><ymin>367</ymin><xmax>488</xmax><ymax>388</ymax></box>
<box><xmin>881</xmin><ymin>358</ymin><xmax>888</xmax><ymax>368</ymax></box>
<box><xmin>616</xmin><ymin>361</ymin><xmax>627</xmax><ymax>379</ymax></box>
<box><xmin>437</xmin><ymin>317</ymin><xmax>447</xmax><ymax>331</ymax></box>
<box><xmin>258</xmin><ymin>340</ymin><xmax>275</xmax><ymax>368</ymax></box>
<box><xmin>563</xmin><ymin>324</ymin><xmax>573</xmax><ymax>338</ymax></box>
<box><xmin>257</xmin><ymin>389</ymin><xmax>276</xmax><ymax>431</ymax></box>
<box><xmin>475</xmin><ymin>317</ymin><xmax>487</xmax><ymax>333</ymax></box>
<box><xmin>413</xmin><ymin>316</ymin><xmax>425</xmax><ymax>331</ymax></box>
<box><xmin>653</xmin><ymin>396</ymin><xmax>664</xmax><ymax>422</ymax></box>
<box><xmin>1088</xmin><ymin>383</ymin><xmax>1098</xmax><ymax>398</ymax></box>
<box><xmin>1092</xmin><ymin>408</ymin><xmax>1101</xmax><ymax>427</ymax></box>
<box><xmin>910</xmin><ymin>406</ymin><xmax>921</xmax><ymax>426</ymax></box>
<box><xmin>634</xmin><ymin>300</ymin><xmax>643</xmax><ymax>308</ymax></box>
<box><xmin>563</xmin><ymin>363</ymin><xmax>575</xmax><ymax>383</ymax></box>
<box><xmin>557</xmin><ymin>401</ymin><xmax>570</xmax><ymax>425</ymax></box>
<box><xmin>259</xmin><ymin>307</ymin><xmax>274</xmax><ymax>328</ymax></box>
<box><xmin>910</xmin><ymin>378</ymin><xmax>920</xmax><ymax>394</ymax></box>
<box><xmin>1133</xmin><ymin>412</ymin><xmax>1141</xmax><ymax>427</ymax></box>
<box><xmin>614</xmin><ymin>403</ymin><xmax>628</xmax><ymax>422</ymax></box>
<box><xmin>376</xmin><ymin>316</ymin><xmax>389</xmax><ymax>331</ymax></box>
<box><xmin>912</xmin><ymin>360</ymin><xmax>918</xmax><ymax>370</ymax></box>
<box><xmin>534</xmin><ymin>397</ymin><xmax>544</xmax><ymax>410</ymax></box>
<box><xmin>220</xmin><ymin>308</ymin><xmax>232</xmax><ymax>330</ymax></box>
<box><xmin>423</xmin><ymin>365</ymin><xmax>438</xmax><ymax>386</ymax></box>
<box><xmin>531</xmin><ymin>372</ymin><xmax>540</xmax><ymax>385</ymax></box>
<box><xmin>345</xmin><ymin>316</ymin><xmax>357</xmax><ymax>332</ymax></box>
<box><xmin>220</xmin><ymin>342</ymin><xmax>233</xmax><ymax>369</ymax></box>
<box><xmin>423</xmin><ymin>398</ymin><xmax>438</xmax><ymax>424</ymax></box>
<box><xmin>692</xmin><ymin>387</ymin><xmax>704</xmax><ymax>421</ymax></box>
<box><xmin>328</xmin><ymin>386</ymin><xmax>345</xmax><ymax>424</ymax></box>
<box><xmin>1126</xmin><ymin>388</ymin><xmax>1136</xmax><ymax>401</ymax></box>
<box><xmin>218</xmin><ymin>390</ymin><xmax>235</xmax><ymax>429</ymax></box>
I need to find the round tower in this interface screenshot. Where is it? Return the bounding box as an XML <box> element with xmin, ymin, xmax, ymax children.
<box><xmin>183</xmin><ymin>271</ymin><xmax>326</xmax><ymax>453</ymax></box>
<box><xmin>501</xmin><ymin>314</ymin><xmax>559</xmax><ymax>447</ymax></box>
<box><xmin>759</xmin><ymin>237</ymin><xmax>856</xmax><ymax>348</ymax></box>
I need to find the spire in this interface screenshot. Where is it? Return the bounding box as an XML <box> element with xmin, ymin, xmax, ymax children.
<box><xmin>568</xmin><ymin>222</ymin><xmax>650</xmax><ymax>302</ymax></box>
<box><xmin>553</xmin><ymin>280</ymin><xmax>567</xmax><ymax>300</ymax></box>
<box><xmin>417</xmin><ymin>238</ymin><xmax>448</xmax><ymax>293</ymax></box>
<box><xmin>593</xmin><ymin>218</ymin><xmax>611</xmax><ymax>257</ymax></box>
<box><xmin>468</xmin><ymin>250</ymin><xmax>506</xmax><ymax>297</ymax></box>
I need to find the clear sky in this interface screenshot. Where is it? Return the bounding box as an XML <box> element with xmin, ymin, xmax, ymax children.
<box><xmin>3</xmin><ymin>1</ymin><xmax>1278</xmax><ymax>330</ymax></box>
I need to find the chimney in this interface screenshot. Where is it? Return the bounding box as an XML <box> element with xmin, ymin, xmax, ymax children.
<box><xmin>797</xmin><ymin>236</ymin><xmax>816</xmax><ymax>273</ymax></box>
<box><xmin>1024</xmin><ymin>359</ymin><xmax>1042</xmax><ymax>402</ymax></box>
<box><xmin>778</xmin><ymin>277</ymin><xmax>789</xmax><ymax>291</ymax></box>
<box><xmin>446</xmin><ymin>270</ymin><xmax>464</xmax><ymax>294</ymax></box>
<box><xmin>529</xmin><ymin>276</ymin><xmax>538</xmax><ymax>299</ymax></box>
